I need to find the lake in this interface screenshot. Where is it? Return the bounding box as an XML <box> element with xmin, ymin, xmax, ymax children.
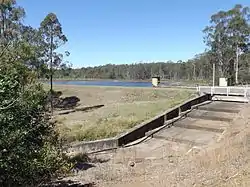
<box><xmin>52</xmin><ymin>80</ymin><xmax>154</xmax><ymax>87</ymax></box>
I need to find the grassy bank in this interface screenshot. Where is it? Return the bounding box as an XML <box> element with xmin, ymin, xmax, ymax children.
<box><xmin>48</xmin><ymin>85</ymin><xmax>196</xmax><ymax>143</ymax></box>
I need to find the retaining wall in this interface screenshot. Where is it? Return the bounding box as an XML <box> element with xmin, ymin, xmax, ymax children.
<box><xmin>67</xmin><ymin>138</ymin><xmax>118</xmax><ymax>153</ymax></box>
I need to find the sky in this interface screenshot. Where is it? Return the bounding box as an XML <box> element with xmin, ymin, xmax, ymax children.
<box><xmin>18</xmin><ymin>0</ymin><xmax>250</xmax><ymax>68</ymax></box>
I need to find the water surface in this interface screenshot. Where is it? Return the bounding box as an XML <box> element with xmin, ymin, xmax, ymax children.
<box><xmin>53</xmin><ymin>80</ymin><xmax>153</xmax><ymax>87</ymax></box>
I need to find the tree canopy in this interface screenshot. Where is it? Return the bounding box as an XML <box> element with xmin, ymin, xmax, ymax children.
<box><xmin>0</xmin><ymin>1</ymin><xmax>69</xmax><ymax>186</ymax></box>
<box><xmin>203</xmin><ymin>4</ymin><xmax>250</xmax><ymax>84</ymax></box>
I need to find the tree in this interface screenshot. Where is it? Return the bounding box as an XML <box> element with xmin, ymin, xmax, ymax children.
<box><xmin>0</xmin><ymin>62</ymin><xmax>67</xmax><ymax>187</ymax></box>
<box><xmin>0</xmin><ymin>1</ymin><xmax>69</xmax><ymax>186</ymax></box>
<box><xmin>40</xmin><ymin>13</ymin><xmax>68</xmax><ymax>113</ymax></box>
<box><xmin>20</xmin><ymin>26</ymin><xmax>50</xmax><ymax>78</ymax></box>
<box><xmin>203</xmin><ymin>4</ymin><xmax>250</xmax><ymax>84</ymax></box>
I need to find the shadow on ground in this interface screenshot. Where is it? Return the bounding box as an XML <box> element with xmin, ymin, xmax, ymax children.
<box><xmin>42</xmin><ymin>180</ymin><xmax>96</xmax><ymax>187</ymax></box>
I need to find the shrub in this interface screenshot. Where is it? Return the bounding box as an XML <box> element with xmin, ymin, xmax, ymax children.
<box><xmin>0</xmin><ymin>63</ymin><xmax>69</xmax><ymax>186</ymax></box>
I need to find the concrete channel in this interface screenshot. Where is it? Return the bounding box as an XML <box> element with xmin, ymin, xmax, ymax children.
<box><xmin>142</xmin><ymin>100</ymin><xmax>244</xmax><ymax>150</ymax></box>
<box><xmin>67</xmin><ymin>94</ymin><xmax>248</xmax><ymax>154</ymax></box>
<box><xmin>90</xmin><ymin>99</ymin><xmax>247</xmax><ymax>173</ymax></box>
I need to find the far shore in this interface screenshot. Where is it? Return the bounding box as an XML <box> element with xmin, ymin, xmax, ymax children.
<box><xmin>41</xmin><ymin>78</ymin><xmax>151</xmax><ymax>82</ymax></box>
<box><xmin>41</xmin><ymin>78</ymin><xmax>210</xmax><ymax>86</ymax></box>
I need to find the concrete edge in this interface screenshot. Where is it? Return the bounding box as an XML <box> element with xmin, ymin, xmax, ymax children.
<box><xmin>212</xmin><ymin>95</ymin><xmax>249</xmax><ymax>103</ymax></box>
<box><xmin>66</xmin><ymin>138</ymin><xmax>118</xmax><ymax>153</ymax></box>
<box><xmin>116</xmin><ymin>94</ymin><xmax>211</xmax><ymax>146</ymax></box>
<box><xmin>115</xmin><ymin>94</ymin><xmax>209</xmax><ymax>138</ymax></box>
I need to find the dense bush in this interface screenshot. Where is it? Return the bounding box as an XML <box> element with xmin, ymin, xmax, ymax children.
<box><xmin>0</xmin><ymin>63</ymin><xmax>68</xmax><ymax>186</ymax></box>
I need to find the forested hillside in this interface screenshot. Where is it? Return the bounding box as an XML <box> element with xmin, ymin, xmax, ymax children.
<box><xmin>54</xmin><ymin>53</ymin><xmax>215</xmax><ymax>81</ymax></box>
<box><xmin>55</xmin><ymin>51</ymin><xmax>250</xmax><ymax>83</ymax></box>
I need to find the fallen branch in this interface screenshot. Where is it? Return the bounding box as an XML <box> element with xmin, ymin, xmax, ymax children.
<box><xmin>224</xmin><ymin>172</ymin><xmax>239</xmax><ymax>182</ymax></box>
<box><xmin>0</xmin><ymin>99</ymin><xmax>18</xmax><ymax>110</ymax></box>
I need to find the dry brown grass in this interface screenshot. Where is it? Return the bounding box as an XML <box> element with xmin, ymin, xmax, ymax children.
<box><xmin>178</xmin><ymin>106</ymin><xmax>250</xmax><ymax>187</ymax></box>
<box><xmin>45</xmin><ymin>84</ymin><xmax>195</xmax><ymax>142</ymax></box>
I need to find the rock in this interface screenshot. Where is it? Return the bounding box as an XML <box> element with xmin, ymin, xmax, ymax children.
<box><xmin>129</xmin><ymin>161</ymin><xmax>135</xmax><ymax>167</ymax></box>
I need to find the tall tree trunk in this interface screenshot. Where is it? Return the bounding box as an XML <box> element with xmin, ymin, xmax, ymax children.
<box><xmin>50</xmin><ymin>32</ymin><xmax>53</xmax><ymax>115</ymax></box>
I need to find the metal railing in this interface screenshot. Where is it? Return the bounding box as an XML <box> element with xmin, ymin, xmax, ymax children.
<box><xmin>197</xmin><ymin>86</ymin><xmax>250</xmax><ymax>97</ymax></box>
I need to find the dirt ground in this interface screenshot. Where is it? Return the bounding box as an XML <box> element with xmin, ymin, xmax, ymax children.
<box><xmin>65</xmin><ymin>101</ymin><xmax>250</xmax><ymax>187</ymax></box>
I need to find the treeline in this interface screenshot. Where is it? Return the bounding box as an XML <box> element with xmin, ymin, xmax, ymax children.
<box><xmin>55</xmin><ymin>51</ymin><xmax>250</xmax><ymax>84</ymax></box>
<box><xmin>55</xmin><ymin>53</ymin><xmax>213</xmax><ymax>81</ymax></box>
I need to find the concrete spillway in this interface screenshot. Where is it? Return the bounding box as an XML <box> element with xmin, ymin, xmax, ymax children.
<box><xmin>150</xmin><ymin>101</ymin><xmax>244</xmax><ymax>148</ymax></box>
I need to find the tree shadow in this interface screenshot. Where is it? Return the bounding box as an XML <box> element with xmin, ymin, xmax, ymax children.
<box><xmin>42</xmin><ymin>180</ymin><xmax>96</xmax><ymax>187</ymax></box>
<box><xmin>58</xmin><ymin>105</ymin><xmax>104</xmax><ymax>115</ymax></box>
<box><xmin>68</xmin><ymin>152</ymin><xmax>110</xmax><ymax>171</ymax></box>
<box><xmin>73</xmin><ymin>162</ymin><xmax>96</xmax><ymax>171</ymax></box>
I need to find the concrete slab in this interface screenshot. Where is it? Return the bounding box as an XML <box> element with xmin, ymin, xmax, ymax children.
<box><xmin>197</xmin><ymin>101</ymin><xmax>243</xmax><ymax>113</ymax></box>
<box><xmin>187</xmin><ymin>109</ymin><xmax>234</xmax><ymax>122</ymax></box>
<box><xmin>109</xmin><ymin>138</ymin><xmax>192</xmax><ymax>164</ymax></box>
<box><xmin>173</xmin><ymin>117</ymin><xmax>227</xmax><ymax>133</ymax></box>
<box><xmin>153</xmin><ymin>127</ymin><xmax>220</xmax><ymax>146</ymax></box>
<box><xmin>130</xmin><ymin>138</ymin><xmax>191</xmax><ymax>156</ymax></box>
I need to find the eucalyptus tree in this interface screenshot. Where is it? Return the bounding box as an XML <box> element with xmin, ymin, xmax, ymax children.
<box><xmin>0</xmin><ymin>1</ymin><xmax>69</xmax><ymax>186</ymax></box>
<box><xmin>203</xmin><ymin>4</ymin><xmax>250</xmax><ymax>84</ymax></box>
<box><xmin>40</xmin><ymin>13</ymin><xmax>69</xmax><ymax>113</ymax></box>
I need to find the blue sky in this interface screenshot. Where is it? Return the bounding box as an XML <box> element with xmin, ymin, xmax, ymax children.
<box><xmin>18</xmin><ymin>0</ymin><xmax>250</xmax><ymax>68</ymax></box>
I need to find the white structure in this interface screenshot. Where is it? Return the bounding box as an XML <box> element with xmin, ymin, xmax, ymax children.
<box><xmin>152</xmin><ymin>77</ymin><xmax>160</xmax><ymax>87</ymax></box>
<box><xmin>219</xmin><ymin>78</ymin><xmax>228</xmax><ymax>87</ymax></box>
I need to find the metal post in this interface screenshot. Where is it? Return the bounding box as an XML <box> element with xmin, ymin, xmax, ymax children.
<box><xmin>212</xmin><ymin>63</ymin><xmax>215</xmax><ymax>87</ymax></box>
<box><xmin>212</xmin><ymin>63</ymin><xmax>215</xmax><ymax>97</ymax></box>
<box><xmin>236</xmin><ymin>44</ymin><xmax>239</xmax><ymax>85</ymax></box>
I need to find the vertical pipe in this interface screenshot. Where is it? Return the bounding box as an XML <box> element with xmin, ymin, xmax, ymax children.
<box><xmin>236</xmin><ymin>44</ymin><xmax>239</xmax><ymax>85</ymax></box>
<box><xmin>213</xmin><ymin>63</ymin><xmax>215</xmax><ymax>87</ymax></box>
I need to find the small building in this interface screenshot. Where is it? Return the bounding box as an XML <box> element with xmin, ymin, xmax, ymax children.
<box><xmin>219</xmin><ymin>78</ymin><xmax>228</xmax><ymax>87</ymax></box>
<box><xmin>152</xmin><ymin>76</ymin><xmax>160</xmax><ymax>87</ymax></box>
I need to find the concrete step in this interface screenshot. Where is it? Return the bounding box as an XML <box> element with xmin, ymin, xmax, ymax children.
<box><xmin>212</xmin><ymin>96</ymin><xmax>249</xmax><ymax>103</ymax></box>
<box><xmin>197</xmin><ymin>105</ymin><xmax>240</xmax><ymax>113</ymax></box>
<box><xmin>173</xmin><ymin>117</ymin><xmax>227</xmax><ymax>133</ymax></box>
<box><xmin>187</xmin><ymin>110</ymin><xmax>233</xmax><ymax>122</ymax></box>
<box><xmin>153</xmin><ymin>126</ymin><xmax>220</xmax><ymax>146</ymax></box>
<box><xmin>207</xmin><ymin>101</ymin><xmax>244</xmax><ymax>108</ymax></box>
